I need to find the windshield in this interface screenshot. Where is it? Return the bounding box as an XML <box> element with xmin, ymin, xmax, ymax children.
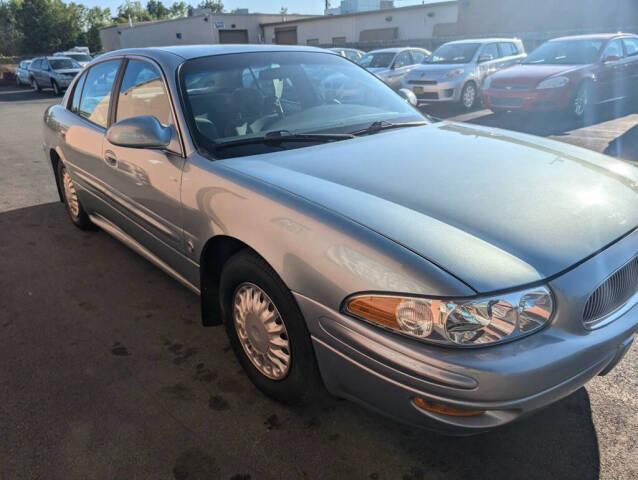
<box><xmin>425</xmin><ymin>43</ymin><xmax>480</xmax><ymax>64</ymax></box>
<box><xmin>358</xmin><ymin>52</ymin><xmax>395</xmax><ymax>68</ymax></box>
<box><xmin>49</xmin><ymin>58</ymin><xmax>81</xmax><ymax>70</ymax></box>
<box><xmin>65</xmin><ymin>53</ymin><xmax>92</xmax><ymax>62</ymax></box>
<box><xmin>523</xmin><ymin>39</ymin><xmax>604</xmax><ymax>65</ymax></box>
<box><xmin>180</xmin><ymin>51</ymin><xmax>425</xmax><ymax>158</ymax></box>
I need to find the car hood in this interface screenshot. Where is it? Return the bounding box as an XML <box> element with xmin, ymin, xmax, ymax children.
<box><xmin>54</xmin><ymin>68</ymin><xmax>81</xmax><ymax>75</ymax></box>
<box><xmin>489</xmin><ymin>64</ymin><xmax>586</xmax><ymax>87</ymax></box>
<box><xmin>407</xmin><ymin>63</ymin><xmax>472</xmax><ymax>79</ymax></box>
<box><xmin>222</xmin><ymin>122</ymin><xmax>638</xmax><ymax>293</ymax></box>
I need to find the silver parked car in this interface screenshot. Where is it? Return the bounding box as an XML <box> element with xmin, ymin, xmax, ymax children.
<box><xmin>15</xmin><ymin>59</ymin><xmax>32</xmax><ymax>85</ymax></box>
<box><xmin>401</xmin><ymin>38</ymin><xmax>526</xmax><ymax>109</ymax></box>
<box><xmin>54</xmin><ymin>51</ymin><xmax>93</xmax><ymax>68</ymax></box>
<box><xmin>359</xmin><ymin>47</ymin><xmax>430</xmax><ymax>89</ymax></box>
<box><xmin>328</xmin><ymin>47</ymin><xmax>365</xmax><ymax>62</ymax></box>
<box><xmin>29</xmin><ymin>56</ymin><xmax>83</xmax><ymax>95</ymax></box>
<box><xmin>43</xmin><ymin>45</ymin><xmax>637</xmax><ymax>435</ymax></box>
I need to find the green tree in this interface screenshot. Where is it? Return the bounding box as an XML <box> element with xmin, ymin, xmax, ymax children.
<box><xmin>82</xmin><ymin>6</ymin><xmax>112</xmax><ymax>52</ymax></box>
<box><xmin>0</xmin><ymin>1</ymin><xmax>23</xmax><ymax>56</ymax></box>
<box><xmin>197</xmin><ymin>0</ymin><xmax>223</xmax><ymax>13</ymax></box>
<box><xmin>169</xmin><ymin>1</ymin><xmax>188</xmax><ymax>18</ymax></box>
<box><xmin>146</xmin><ymin>0</ymin><xmax>169</xmax><ymax>19</ymax></box>
<box><xmin>115</xmin><ymin>0</ymin><xmax>151</xmax><ymax>24</ymax></box>
<box><xmin>15</xmin><ymin>0</ymin><xmax>84</xmax><ymax>54</ymax></box>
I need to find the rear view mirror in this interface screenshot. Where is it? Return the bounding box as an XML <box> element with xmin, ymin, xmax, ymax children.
<box><xmin>478</xmin><ymin>54</ymin><xmax>494</xmax><ymax>63</ymax></box>
<box><xmin>398</xmin><ymin>88</ymin><xmax>418</xmax><ymax>106</ymax></box>
<box><xmin>603</xmin><ymin>54</ymin><xmax>620</xmax><ymax>63</ymax></box>
<box><xmin>106</xmin><ymin>115</ymin><xmax>171</xmax><ymax>149</ymax></box>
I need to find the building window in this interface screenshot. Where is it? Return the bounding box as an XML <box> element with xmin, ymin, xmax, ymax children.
<box><xmin>332</xmin><ymin>36</ymin><xmax>346</xmax><ymax>46</ymax></box>
<box><xmin>306</xmin><ymin>38</ymin><xmax>319</xmax><ymax>46</ymax></box>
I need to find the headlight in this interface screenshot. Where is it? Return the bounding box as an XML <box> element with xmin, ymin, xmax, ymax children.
<box><xmin>343</xmin><ymin>286</ymin><xmax>553</xmax><ymax>347</ymax></box>
<box><xmin>445</xmin><ymin>69</ymin><xmax>465</xmax><ymax>78</ymax></box>
<box><xmin>536</xmin><ymin>76</ymin><xmax>569</xmax><ymax>89</ymax></box>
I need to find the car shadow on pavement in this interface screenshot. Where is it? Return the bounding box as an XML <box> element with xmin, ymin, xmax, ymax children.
<box><xmin>0</xmin><ymin>85</ymin><xmax>58</xmax><ymax>102</ymax></box>
<box><xmin>605</xmin><ymin>124</ymin><xmax>638</xmax><ymax>162</ymax></box>
<box><xmin>0</xmin><ymin>202</ymin><xmax>601</xmax><ymax>479</ymax></box>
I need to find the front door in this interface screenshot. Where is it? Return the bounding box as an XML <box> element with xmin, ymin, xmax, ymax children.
<box><xmin>598</xmin><ymin>39</ymin><xmax>626</xmax><ymax>102</ymax></box>
<box><xmin>101</xmin><ymin>58</ymin><xmax>185</xmax><ymax>254</ymax></box>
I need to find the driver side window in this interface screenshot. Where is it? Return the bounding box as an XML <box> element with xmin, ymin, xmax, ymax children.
<box><xmin>394</xmin><ymin>51</ymin><xmax>412</xmax><ymax>68</ymax></box>
<box><xmin>602</xmin><ymin>39</ymin><xmax>624</xmax><ymax>60</ymax></box>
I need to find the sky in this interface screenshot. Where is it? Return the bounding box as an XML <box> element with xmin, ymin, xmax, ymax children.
<box><xmin>70</xmin><ymin>0</ymin><xmax>431</xmax><ymax>16</ymax></box>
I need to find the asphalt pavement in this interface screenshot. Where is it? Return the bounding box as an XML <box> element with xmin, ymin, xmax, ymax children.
<box><xmin>0</xmin><ymin>84</ymin><xmax>636</xmax><ymax>479</ymax></box>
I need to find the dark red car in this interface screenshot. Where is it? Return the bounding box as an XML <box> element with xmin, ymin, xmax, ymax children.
<box><xmin>480</xmin><ymin>34</ymin><xmax>638</xmax><ymax>117</ymax></box>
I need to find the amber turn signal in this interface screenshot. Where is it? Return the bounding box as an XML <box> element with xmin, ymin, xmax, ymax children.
<box><xmin>345</xmin><ymin>295</ymin><xmax>404</xmax><ymax>330</ymax></box>
<box><xmin>412</xmin><ymin>397</ymin><xmax>485</xmax><ymax>417</ymax></box>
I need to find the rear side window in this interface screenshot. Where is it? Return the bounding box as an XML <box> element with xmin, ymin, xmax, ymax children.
<box><xmin>482</xmin><ymin>43</ymin><xmax>500</xmax><ymax>60</ymax></box>
<box><xmin>623</xmin><ymin>37</ymin><xmax>638</xmax><ymax>57</ymax></box>
<box><xmin>602</xmin><ymin>39</ymin><xmax>624</xmax><ymax>59</ymax></box>
<box><xmin>499</xmin><ymin>42</ymin><xmax>517</xmax><ymax>57</ymax></box>
<box><xmin>410</xmin><ymin>50</ymin><xmax>427</xmax><ymax>63</ymax></box>
<box><xmin>70</xmin><ymin>71</ymin><xmax>87</xmax><ymax>114</ymax></box>
<box><xmin>115</xmin><ymin>60</ymin><xmax>173</xmax><ymax>127</ymax></box>
<box><xmin>78</xmin><ymin>60</ymin><xmax>120</xmax><ymax>128</ymax></box>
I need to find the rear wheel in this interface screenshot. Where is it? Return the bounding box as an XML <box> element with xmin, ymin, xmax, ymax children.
<box><xmin>57</xmin><ymin>162</ymin><xmax>93</xmax><ymax>230</ymax></box>
<box><xmin>460</xmin><ymin>82</ymin><xmax>477</xmax><ymax>110</ymax></box>
<box><xmin>219</xmin><ymin>250</ymin><xmax>320</xmax><ymax>404</ymax></box>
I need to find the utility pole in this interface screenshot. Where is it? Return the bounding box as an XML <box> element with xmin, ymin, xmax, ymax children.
<box><xmin>325</xmin><ymin>1</ymin><xmax>330</xmax><ymax>12</ymax></box>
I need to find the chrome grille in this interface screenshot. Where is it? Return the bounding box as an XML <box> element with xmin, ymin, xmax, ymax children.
<box><xmin>583</xmin><ymin>255</ymin><xmax>638</xmax><ymax>328</ymax></box>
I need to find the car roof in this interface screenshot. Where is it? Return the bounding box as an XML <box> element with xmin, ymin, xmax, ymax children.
<box><xmin>550</xmin><ymin>33</ymin><xmax>636</xmax><ymax>41</ymax></box>
<box><xmin>443</xmin><ymin>38</ymin><xmax>520</xmax><ymax>45</ymax></box>
<box><xmin>98</xmin><ymin>44</ymin><xmax>336</xmax><ymax>61</ymax></box>
<box><xmin>365</xmin><ymin>47</ymin><xmax>427</xmax><ymax>54</ymax></box>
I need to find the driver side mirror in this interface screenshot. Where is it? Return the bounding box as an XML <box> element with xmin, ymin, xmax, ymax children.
<box><xmin>106</xmin><ymin>115</ymin><xmax>171</xmax><ymax>149</ymax></box>
<box><xmin>603</xmin><ymin>54</ymin><xmax>620</xmax><ymax>63</ymax></box>
<box><xmin>478</xmin><ymin>54</ymin><xmax>494</xmax><ymax>63</ymax></box>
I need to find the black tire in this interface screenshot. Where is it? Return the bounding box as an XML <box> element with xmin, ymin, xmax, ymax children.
<box><xmin>219</xmin><ymin>250</ymin><xmax>321</xmax><ymax>404</ymax></box>
<box><xmin>460</xmin><ymin>81</ymin><xmax>478</xmax><ymax>110</ymax></box>
<box><xmin>568</xmin><ymin>82</ymin><xmax>592</xmax><ymax>119</ymax></box>
<box><xmin>31</xmin><ymin>77</ymin><xmax>41</xmax><ymax>92</ymax></box>
<box><xmin>51</xmin><ymin>80</ymin><xmax>61</xmax><ymax>96</ymax></box>
<box><xmin>57</xmin><ymin>161</ymin><xmax>93</xmax><ymax>230</ymax></box>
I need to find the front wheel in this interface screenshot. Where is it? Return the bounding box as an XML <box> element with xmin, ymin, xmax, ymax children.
<box><xmin>57</xmin><ymin>162</ymin><xmax>93</xmax><ymax>230</ymax></box>
<box><xmin>219</xmin><ymin>250</ymin><xmax>321</xmax><ymax>404</ymax></box>
<box><xmin>31</xmin><ymin>77</ymin><xmax>41</xmax><ymax>92</ymax></box>
<box><xmin>460</xmin><ymin>82</ymin><xmax>478</xmax><ymax>110</ymax></box>
<box><xmin>51</xmin><ymin>80</ymin><xmax>61</xmax><ymax>96</ymax></box>
<box><xmin>569</xmin><ymin>82</ymin><xmax>592</xmax><ymax>119</ymax></box>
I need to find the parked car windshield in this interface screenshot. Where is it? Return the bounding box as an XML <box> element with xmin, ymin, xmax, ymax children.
<box><xmin>357</xmin><ymin>52</ymin><xmax>396</xmax><ymax>68</ymax></box>
<box><xmin>49</xmin><ymin>58</ymin><xmax>81</xmax><ymax>70</ymax></box>
<box><xmin>65</xmin><ymin>53</ymin><xmax>92</xmax><ymax>62</ymax></box>
<box><xmin>523</xmin><ymin>39</ymin><xmax>604</xmax><ymax>65</ymax></box>
<box><xmin>424</xmin><ymin>43</ymin><xmax>480</xmax><ymax>64</ymax></box>
<box><xmin>180</xmin><ymin>51</ymin><xmax>425</xmax><ymax>158</ymax></box>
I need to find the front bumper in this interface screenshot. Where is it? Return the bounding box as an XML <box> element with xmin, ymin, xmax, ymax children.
<box><xmin>296</xmin><ymin>227</ymin><xmax>638</xmax><ymax>435</ymax></box>
<box><xmin>481</xmin><ymin>85</ymin><xmax>573</xmax><ymax>111</ymax></box>
<box><xmin>402</xmin><ymin>77</ymin><xmax>464</xmax><ymax>104</ymax></box>
<box><xmin>54</xmin><ymin>77</ymin><xmax>75</xmax><ymax>88</ymax></box>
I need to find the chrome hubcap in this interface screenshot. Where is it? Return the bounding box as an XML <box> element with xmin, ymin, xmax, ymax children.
<box><xmin>62</xmin><ymin>168</ymin><xmax>80</xmax><ymax>217</ymax></box>
<box><xmin>574</xmin><ymin>88</ymin><xmax>588</xmax><ymax>116</ymax></box>
<box><xmin>463</xmin><ymin>85</ymin><xmax>475</xmax><ymax>108</ymax></box>
<box><xmin>233</xmin><ymin>282</ymin><xmax>291</xmax><ymax>380</ymax></box>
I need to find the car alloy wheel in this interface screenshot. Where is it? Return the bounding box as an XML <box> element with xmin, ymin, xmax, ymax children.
<box><xmin>61</xmin><ymin>166</ymin><xmax>80</xmax><ymax>218</ymax></box>
<box><xmin>573</xmin><ymin>83</ymin><xmax>590</xmax><ymax>118</ymax></box>
<box><xmin>31</xmin><ymin>78</ymin><xmax>39</xmax><ymax>91</ymax></box>
<box><xmin>52</xmin><ymin>81</ymin><xmax>60</xmax><ymax>96</ymax></box>
<box><xmin>232</xmin><ymin>282</ymin><xmax>291</xmax><ymax>380</ymax></box>
<box><xmin>461</xmin><ymin>82</ymin><xmax>477</xmax><ymax>110</ymax></box>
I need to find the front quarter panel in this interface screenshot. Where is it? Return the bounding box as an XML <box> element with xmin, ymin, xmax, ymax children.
<box><xmin>180</xmin><ymin>154</ymin><xmax>475</xmax><ymax>310</ymax></box>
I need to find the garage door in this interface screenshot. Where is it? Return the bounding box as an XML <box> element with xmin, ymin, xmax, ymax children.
<box><xmin>275</xmin><ymin>27</ymin><xmax>297</xmax><ymax>45</ymax></box>
<box><xmin>219</xmin><ymin>29</ymin><xmax>249</xmax><ymax>44</ymax></box>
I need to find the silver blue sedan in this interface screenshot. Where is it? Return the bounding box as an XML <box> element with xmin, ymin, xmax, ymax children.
<box><xmin>43</xmin><ymin>45</ymin><xmax>637</xmax><ymax>435</ymax></box>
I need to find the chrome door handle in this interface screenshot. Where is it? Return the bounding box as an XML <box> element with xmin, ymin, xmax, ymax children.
<box><xmin>104</xmin><ymin>154</ymin><xmax>117</xmax><ymax>167</ymax></box>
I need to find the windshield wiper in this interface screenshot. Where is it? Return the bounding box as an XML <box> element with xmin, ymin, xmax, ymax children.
<box><xmin>213</xmin><ymin>130</ymin><xmax>355</xmax><ymax>150</ymax></box>
<box><xmin>350</xmin><ymin>120</ymin><xmax>429</xmax><ymax>136</ymax></box>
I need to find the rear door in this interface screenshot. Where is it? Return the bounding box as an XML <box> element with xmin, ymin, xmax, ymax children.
<box><xmin>478</xmin><ymin>42</ymin><xmax>502</xmax><ymax>79</ymax></box>
<box><xmin>61</xmin><ymin>60</ymin><xmax>122</xmax><ymax>207</ymax></box>
<box><xmin>101</xmin><ymin>57</ymin><xmax>185</xmax><ymax>253</ymax></box>
<box><xmin>498</xmin><ymin>42</ymin><xmax>521</xmax><ymax>68</ymax></box>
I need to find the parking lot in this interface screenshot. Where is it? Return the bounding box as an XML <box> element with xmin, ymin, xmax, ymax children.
<box><xmin>1</xmin><ymin>83</ymin><xmax>636</xmax><ymax>479</ymax></box>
